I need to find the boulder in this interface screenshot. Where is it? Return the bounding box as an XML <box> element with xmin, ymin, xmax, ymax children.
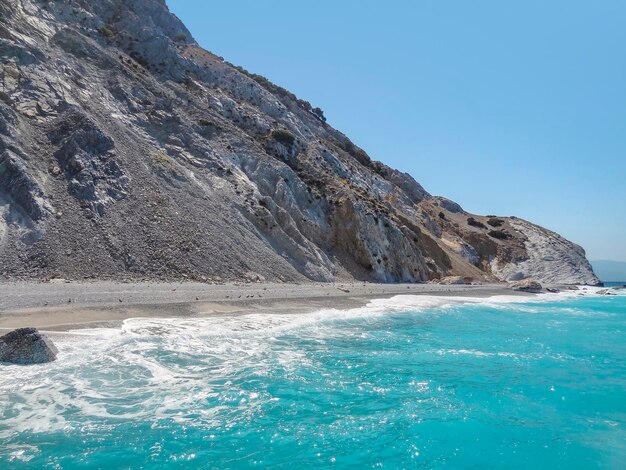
<box><xmin>433</xmin><ymin>197</ymin><xmax>463</xmax><ymax>213</ymax></box>
<box><xmin>597</xmin><ymin>289</ymin><xmax>617</xmax><ymax>296</ymax></box>
<box><xmin>0</xmin><ymin>328</ymin><xmax>58</xmax><ymax>365</ymax></box>
<box><xmin>439</xmin><ymin>275</ymin><xmax>468</xmax><ymax>285</ymax></box>
<box><xmin>509</xmin><ymin>279</ymin><xmax>543</xmax><ymax>293</ymax></box>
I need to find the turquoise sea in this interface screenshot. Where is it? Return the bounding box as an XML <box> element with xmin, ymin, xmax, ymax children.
<box><xmin>1</xmin><ymin>287</ymin><xmax>625</xmax><ymax>469</ymax></box>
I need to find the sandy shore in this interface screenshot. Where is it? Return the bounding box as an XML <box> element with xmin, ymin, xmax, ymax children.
<box><xmin>0</xmin><ymin>281</ymin><xmax>526</xmax><ymax>332</ymax></box>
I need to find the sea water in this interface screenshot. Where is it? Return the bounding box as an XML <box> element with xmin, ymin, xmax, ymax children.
<box><xmin>1</xmin><ymin>288</ymin><xmax>625</xmax><ymax>469</ymax></box>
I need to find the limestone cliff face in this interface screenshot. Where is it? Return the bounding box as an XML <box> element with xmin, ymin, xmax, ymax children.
<box><xmin>0</xmin><ymin>0</ymin><xmax>600</xmax><ymax>285</ymax></box>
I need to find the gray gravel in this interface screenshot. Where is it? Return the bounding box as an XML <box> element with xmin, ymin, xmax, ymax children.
<box><xmin>0</xmin><ymin>281</ymin><xmax>523</xmax><ymax>331</ymax></box>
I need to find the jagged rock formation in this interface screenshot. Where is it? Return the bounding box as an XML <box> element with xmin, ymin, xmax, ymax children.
<box><xmin>0</xmin><ymin>327</ymin><xmax>58</xmax><ymax>364</ymax></box>
<box><xmin>509</xmin><ymin>279</ymin><xmax>543</xmax><ymax>293</ymax></box>
<box><xmin>0</xmin><ymin>0</ymin><xmax>600</xmax><ymax>285</ymax></box>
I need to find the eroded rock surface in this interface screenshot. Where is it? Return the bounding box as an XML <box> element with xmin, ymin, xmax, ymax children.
<box><xmin>0</xmin><ymin>0</ymin><xmax>600</xmax><ymax>285</ymax></box>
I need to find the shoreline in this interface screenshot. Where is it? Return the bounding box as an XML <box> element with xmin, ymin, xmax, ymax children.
<box><xmin>0</xmin><ymin>281</ymin><xmax>530</xmax><ymax>333</ymax></box>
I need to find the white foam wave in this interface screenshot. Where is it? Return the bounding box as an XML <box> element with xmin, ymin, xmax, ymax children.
<box><xmin>0</xmin><ymin>286</ymin><xmax>617</xmax><ymax>441</ymax></box>
<box><xmin>108</xmin><ymin>287</ymin><xmax>609</xmax><ymax>338</ymax></box>
<box><xmin>48</xmin><ymin>285</ymin><xmax>611</xmax><ymax>345</ymax></box>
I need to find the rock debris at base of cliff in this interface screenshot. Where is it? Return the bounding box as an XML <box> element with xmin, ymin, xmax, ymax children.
<box><xmin>0</xmin><ymin>0</ymin><xmax>600</xmax><ymax>286</ymax></box>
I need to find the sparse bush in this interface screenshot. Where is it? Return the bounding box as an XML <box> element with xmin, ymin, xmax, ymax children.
<box><xmin>178</xmin><ymin>76</ymin><xmax>193</xmax><ymax>87</ymax></box>
<box><xmin>487</xmin><ymin>218</ymin><xmax>504</xmax><ymax>227</ymax></box>
<box><xmin>467</xmin><ymin>217</ymin><xmax>486</xmax><ymax>229</ymax></box>
<box><xmin>175</xmin><ymin>32</ymin><xmax>187</xmax><ymax>42</ymax></box>
<box><xmin>152</xmin><ymin>151</ymin><xmax>173</xmax><ymax>171</ymax></box>
<box><xmin>312</xmin><ymin>107</ymin><xmax>326</xmax><ymax>123</ymax></box>
<box><xmin>488</xmin><ymin>229</ymin><xmax>511</xmax><ymax>240</ymax></box>
<box><xmin>230</xmin><ymin>64</ymin><xmax>326</xmax><ymax>123</ymax></box>
<box><xmin>438</xmin><ymin>211</ymin><xmax>446</xmax><ymax>220</ymax></box>
<box><xmin>271</xmin><ymin>129</ymin><xmax>295</xmax><ymax>148</ymax></box>
<box><xmin>340</xmin><ymin>139</ymin><xmax>370</xmax><ymax>166</ymax></box>
<box><xmin>97</xmin><ymin>24</ymin><xmax>116</xmax><ymax>38</ymax></box>
<box><xmin>0</xmin><ymin>91</ymin><xmax>11</xmax><ymax>105</ymax></box>
<box><xmin>129</xmin><ymin>51</ymin><xmax>148</xmax><ymax>68</ymax></box>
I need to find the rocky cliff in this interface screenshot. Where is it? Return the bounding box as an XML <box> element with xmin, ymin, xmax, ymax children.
<box><xmin>0</xmin><ymin>0</ymin><xmax>600</xmax><ymax>286</ymax></box>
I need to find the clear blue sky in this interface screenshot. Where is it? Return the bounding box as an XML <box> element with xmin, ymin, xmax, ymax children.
<box><xmin>168</xmin><ymin>0</ymin><xmax>626</xmax><ymax>262</ymax></box>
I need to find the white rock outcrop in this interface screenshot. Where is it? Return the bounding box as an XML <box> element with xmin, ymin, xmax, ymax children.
<box><xmin>492</xmin><ymin>219</ymin><xmax>600</xmax><ymax>285</ymax></box>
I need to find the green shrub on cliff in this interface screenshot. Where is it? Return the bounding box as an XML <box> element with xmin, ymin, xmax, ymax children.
<box><xmin>271</xmin><ymin>129</ymin><xmax>295</xmax><ymax>148</ymax></box>
<box><xmin>230</xmin><ymin>64</ymin><xmax>326</xmax><ymax>123</ymax></box>
<box><xmin>467</xmin><ymin>217</ymin><xmax>486</xmax><ymax>228</ymax></box>
<box><xmin>97</xmin><ymin>24</ymin><xmax>116</xmax><ymax>38</ymax></box>
<box><xmin>488</xmin><ymin>229</ymin><xmax>511</xmax><ymax>240</ymax></box>
<box><xmin>487</xmin><ymin>218</ymin><xmax>504</xmax><ymax>227</ymax></box>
